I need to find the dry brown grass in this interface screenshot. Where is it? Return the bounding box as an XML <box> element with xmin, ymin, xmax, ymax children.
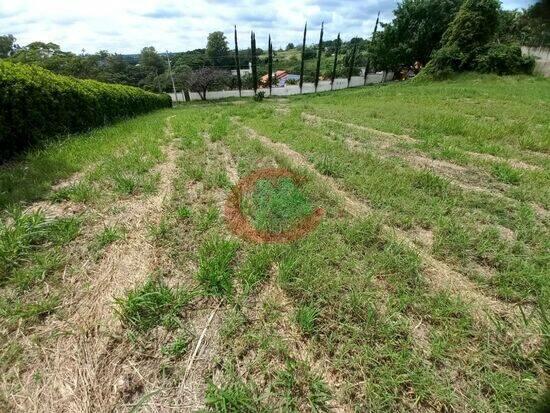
<box><xmin>6</xmin><ymin>116</ymin><xmax>180</xmax><ymax>412</ymax></box>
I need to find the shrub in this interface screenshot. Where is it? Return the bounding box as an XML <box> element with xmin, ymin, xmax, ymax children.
<box><xmin>253</xmin><ymin>91</ymin><xmax>265</xmax><ymax>102</ymax></box>
<box><xmin>474</xmin><ymin>44</ymin><xmax>535</xmax><ymax>75</ymax></box>
<box><xmin>421</xmin><ymin>0</ymin><xmax>534</xmax><ymax>78</ymax></box>
<box><xmin>0</xmin><ymin>60</ymin><xmax>172</xmax><ymax>160</ymax></box>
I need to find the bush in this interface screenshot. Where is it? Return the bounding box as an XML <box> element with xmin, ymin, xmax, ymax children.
<box><xmin>0</xmin><ymin>60</ymin><xmax>172</xmax><ymax>160</ymax></box>
<box><xmin>421</xmin><ymin>0</ymin><xmax>533</xmax><ymax>78</ymax></box>
<box><xmin>253</xmin><ymin>91</ymin><xmax>265</xmax><ymax>102</ymax></box>
<box><xmin>474</xmin><ymin>44</ymin><xmax>535</xmax><ymax>75</ymax></box>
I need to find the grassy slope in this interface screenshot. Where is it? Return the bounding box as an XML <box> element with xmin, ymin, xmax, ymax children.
<box><xmin>0</xmin><ymin>74</ymin><xmax>548</xmax><ymax>412</ymax></box>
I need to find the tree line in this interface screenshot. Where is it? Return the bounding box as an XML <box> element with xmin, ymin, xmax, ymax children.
<box><xmin>0</xmin><ymin>0</ymin><xmax>547</xmax><ymax>98</ymax></box>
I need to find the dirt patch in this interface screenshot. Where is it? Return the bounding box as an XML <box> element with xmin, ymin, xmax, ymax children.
<box><xmin>466</xmin><ymin>151</ymin><xmax>543</xmax><ymax>171</ymax></box>
<box><xmin>224</xmin><ymin>168</ymin><xmax>325</xmax><ymax>243</ymax></box>
<box><xmin>408</xmin><ymin>227</ymin><xmax>434</xmax><ymax>249</ymax></box>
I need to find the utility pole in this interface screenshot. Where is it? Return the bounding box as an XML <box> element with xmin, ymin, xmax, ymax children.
<box><xmin>166</xmin><ymin>51</ymin><xmax>178</xmax><ymax>103</ymax></box>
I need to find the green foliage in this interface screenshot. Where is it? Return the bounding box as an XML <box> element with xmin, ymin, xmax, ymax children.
<box><xmin>206</xmin><ymin>32</ymin><xmax>230</xmax><ymax>67</ymax></box>
<box><xmin>474</xmin><ymin>43</ymin><xmax>535</xmax><ymax>75</ymax></box>
<box><xmin>205</xmin><ymin>379</ymin><xmax>264</xmax><ymax>412</ymax></box>
<box><xmin>210</xmin><ymin>117</ymin><xmax>229</xmax><ymax>142</ymax></box>
<box><xmin>0</xmin><ymin>210</ymin><xmax>49</xmax><ymax>279</ymax></box>
<box><xmin>50</xmin><ymin>181</ymin><xmax>97</xmax><ymax>203</ymax></box>
<box><xmin>442</xmin><ymin>0</ymin><xmax>501</xmax><ymax>52</ymax></box>
<box><xmin>253</xmin><ymin>91</ymin><xmax>265</xmax><ymax>102</ymax></box>
<box><xmin>162</xmin><ymin>331</ymin><xmax>192</xmax><ymax>358</ymax></box>
<box><xmin>93</xmin><ymin>226</ymin><xmax>125</xmax><ymax>250</ymax></box>
<box><xmin>423</xmin><ymin>0</ymin><xmax>534</xmax><ymax>77</ymax></box>
<box><xmin>295</xmin><ymin>304</ymin><xmax>319</xmax><ymax>335</ymax></box>
<box><xmin>115</xmin><ymin>278</ymin><xmax>194</xmax><ymax>332</ymax></box>
<box><xmin>0</xmin><ymin>60</ymin><xmax>171</xmax><ymax>160</ymax></box>
<box><xmin>0</xmin><ymin>34</ymin><xmax>18</xmax><ymax>58</ymax></box>
<box><xmin>242</xmin><ymin>178</ymin><xmax>314</xmax><ymax>233</ymax></box>
<box><xmin>491</xmin><ymin>163</ymin><xmax>522</xmax><ymax>184</ymax></box>
<box><xmin>369</xmin><ymin>0</ymin><xmax>463</xmax><ymax>70</ymax></box>
<box><xmin>0</xmin><ymin>209</ymin><xmax>80</xmax><ymax>280</ymax></box>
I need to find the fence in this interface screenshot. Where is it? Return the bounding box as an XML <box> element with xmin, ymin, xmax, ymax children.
<box><xmin>169</xmin><ymin>73</ymin><xmax>391</xmax><ymax>102</ymax></box>
<box><xmin>522</xmin><ymin>46</ymin><xmax>550</xmax><ymax>77</ymax></box>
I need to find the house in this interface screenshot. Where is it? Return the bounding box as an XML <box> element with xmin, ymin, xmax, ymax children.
<box><xmin>260</xmin><ymin>70</ymin><xmax>289</xmax><ymax>87</ymax></box>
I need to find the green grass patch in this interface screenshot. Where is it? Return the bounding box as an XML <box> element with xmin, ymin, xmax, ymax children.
<box><xmin>197</xmin><ymin>236</ymin><xmax>239</xmax><ymax>297</ymax></box>
<box><xmin>242</xmin><ymin>177</ymin><xmax>314</xmax><ymax>233</ymax></box>
<box><xmin>115</xmin><ymin>278</ymin><xmax>195</xmax><ymax>332</ymax></box>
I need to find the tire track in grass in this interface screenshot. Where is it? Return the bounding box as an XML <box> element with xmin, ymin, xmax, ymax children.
<box><xmin>248</xmin><ymin>268</ymin><xmax>350</xmax><ymax>412</ymax></box>
<box><xmin>236</xmin><ymin>121</ymin><xmax>524</xmax><ymax>324</ymax></box>
<box><xmin>12</xmin><ymin>116</ymin><xmax>180</xmax><ymax>413</ymax></box>
<box><xmin>304</xmin><ymin>112</ymin><xmax>545</xmax><ymax>172</ymax></box>
<box><xmin>210</xmin><ymin>131</ymin><xmax>350</xmax><ymax>411</ymax></box>
<box><xmin>301</xmin><ymin>112</ymin><xmax>418</xmax><ymax>144</ymax></box>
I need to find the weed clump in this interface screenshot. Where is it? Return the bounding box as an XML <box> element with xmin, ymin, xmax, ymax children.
<box><xmin>115</xmin><ymin>278</ymin><xmax>194</xmax><ymax>332</ymax></box>
<box><xmin>197</xmin><ymin>236</ymin><xmax>239</xmax><ymax>297</ymax></box>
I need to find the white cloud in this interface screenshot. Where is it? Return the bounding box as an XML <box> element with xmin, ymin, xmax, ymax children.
<box><xmin>0</xmin><ymin>0</ymin><xmax>537</xmax><ymax>54</ymax></box>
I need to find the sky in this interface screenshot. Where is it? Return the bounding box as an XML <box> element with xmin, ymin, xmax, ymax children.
<box><xmin>0</xmin><ymin>0</ymin><xmax>537</xmax><ymax>54</ymax></box>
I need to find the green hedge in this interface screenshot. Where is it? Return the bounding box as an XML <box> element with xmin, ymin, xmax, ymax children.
<box><xmin>0</xmin><ymin>61</ymin><xmax>172</xmax><ymax>160</ymax></box>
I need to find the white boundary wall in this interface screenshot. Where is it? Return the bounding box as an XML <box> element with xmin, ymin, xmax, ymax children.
<box><xmin>169</xmin><ymin>73</ymin><xmax>391</xmax><ymax>102</ymax></box>
<box><xmin>522</xmin><ymin>46</ymin><xmax>550</xmax><ymax>77</ymax></box>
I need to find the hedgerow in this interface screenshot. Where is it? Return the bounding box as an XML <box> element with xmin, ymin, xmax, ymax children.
<box><xmin>0</xmin><ymin>60</ymin><xmax>172</xmax><ymax>160</ymax></box>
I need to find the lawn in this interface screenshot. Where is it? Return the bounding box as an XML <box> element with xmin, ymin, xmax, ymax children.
<box><xmin>0</xmin><ymin>74</ymin><xmax>548</xmax><ymax>412</ymax></box>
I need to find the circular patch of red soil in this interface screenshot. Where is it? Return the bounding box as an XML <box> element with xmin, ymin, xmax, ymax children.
<box><xmin>224</xmin><ymin>168</ymin><xmax>324</xmax><ymax>243</ymax></box>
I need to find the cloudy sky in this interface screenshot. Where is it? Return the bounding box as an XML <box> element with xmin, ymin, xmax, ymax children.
<box><xmin>1</xmin><ymin>0</ymin><xmax>536</xmax><ymax>54</ymax></box>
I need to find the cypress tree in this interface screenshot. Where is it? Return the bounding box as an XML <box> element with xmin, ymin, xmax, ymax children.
<box><xmin>251</xmin><ymin>31</ymin><xmax>258</xmax><ymax>94</ymax></box>
<box><xmin>234</xmin><ymin>26</ymin><xmax>242</xmax><ymax>97</ymax></box>
<box><xmin>364</xmin><ymin>11</ymin><xmax>380</xmax><ymax>86</ymax></box>
<box><xmin>299</xmin><ymin>22</ymin><xmax>307</xmax><ymax>94</ymax></box>
<box><xmin>331</xmin><ymin>33</ymin><xmax>341</xmax><ymax>90</ymax></box>
<box><xmin>314</xmin><ymin>22</ymin><xmax>324</xmax><ymax>92</ymax></box>
<box><xmin>347</xmin><ymin>43</ymin><xmax>357</xmax><ymax>88</ymax></box>
<box><xmin>268</xmin><ymin>35</ymin><xmax>273</xmax><ymax>95</ymax></box>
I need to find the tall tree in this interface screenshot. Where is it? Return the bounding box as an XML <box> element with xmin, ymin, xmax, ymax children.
<box><xmin>331</xmin><ymin>33</ymin><xmax>341</xmax><ymax>90</ymax></box>
<box><xmin>299</xmin><ymin>22</ymin><xmax>307</xmax><ymax>93</ymax></box>
<box><xmin>425</xmin><ymin>0</ymin><xmax>504</xmax><ymax>76</ymax></box>
<box><xmin>0</xmin><ymin>34</ymin><xmax>18</xmax><ymax>58</ymax></box>
<box><xmin>268</xmin><ymin>35</ymin><xmax>273</xmax><ymax>95</ymax></box>
<box><xmin>251</xmin><ymin>31</ymin><xmax>258</xmax><ymax>94</ymax></box>
<box><xmin>314</xmin><ymin>22</ymin><xmax>325</xmax><ymax>92</ymax></box>
<box><xmin>206</xmin><ymin>31</ymin><xmax>229</xmax><ymax>67</ymax></box>
<box><xmin>234</xmin><ymin>26</ymin><xmax>242</xmax><ymax>97</ymax></box>
<box><xmin>139</xmin><ymin>46</ymin><xmax>165</xmax><ymax>74</ymax></box>
<box><xmin>347</xmin><ymin>43</ymin><xmax>357</xmax><ymax>87</ymax></box>
<box><xmin>369</xmin><ymin>0</ymin><xmax>463</xmax><ymax>73</ymax></box>
<box><xmin>364</xmin><ymin>11</ymin><xmax>380</xmax><ymax>85</ymax></box>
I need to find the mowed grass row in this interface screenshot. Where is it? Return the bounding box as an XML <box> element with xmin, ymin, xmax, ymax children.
<box><xmin>0</xmin><ymin>110</ymin><xmax>175</xmax><ymax>408</ymax></box>
<box><xmin>0</xmin><ymin>75</ymin><xmax>548</xmax><ymax>411</ymax></box>
<box><xmin>229</xmin><ymin>77</ymin><xmax>549</xmax><ymax>311</ymax></box>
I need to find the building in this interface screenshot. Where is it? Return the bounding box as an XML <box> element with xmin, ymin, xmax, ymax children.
<box><xmin>260</xmin><ymin>70</ymin><xmax>291</xmax><ymax>87</ymax></box>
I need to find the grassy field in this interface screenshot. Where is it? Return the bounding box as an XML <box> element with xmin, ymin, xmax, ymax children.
<box><xmin>0</xmin><ymin>74</ymin><xmax>548</xmax><ymax>412</ymax></box>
